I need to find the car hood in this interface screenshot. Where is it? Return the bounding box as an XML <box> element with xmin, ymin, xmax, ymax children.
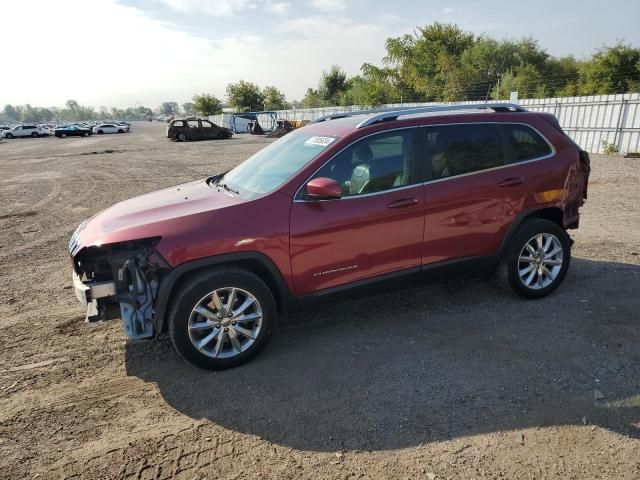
<box><xmin>74</xmin><ymin>179</ymin><xmax>245</xmax><ymax>249</ymax></box>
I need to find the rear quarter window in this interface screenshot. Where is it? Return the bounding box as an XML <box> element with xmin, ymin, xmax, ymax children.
<box><xmin>502</xmin><ymin>124</ymin><xmax>552</xmax><ymax>161</ymax></box>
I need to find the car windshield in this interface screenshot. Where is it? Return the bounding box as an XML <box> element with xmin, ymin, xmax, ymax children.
<box><xmin>219</xmin><ymin>132</ymin><xmax>339</xmax><ymax>199</ymax></box>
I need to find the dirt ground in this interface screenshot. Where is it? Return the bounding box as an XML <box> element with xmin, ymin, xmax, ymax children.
<box><xmin>0</xmin><ymin>121</ymin><xmax>638</xmax><ymax>479</ymax></box>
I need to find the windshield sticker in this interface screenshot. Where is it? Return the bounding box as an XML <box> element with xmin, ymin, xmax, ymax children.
<box><xmin>305</xmin><ymin>136</ymin><xmax>336</xmax><ymax>147</ymax></box>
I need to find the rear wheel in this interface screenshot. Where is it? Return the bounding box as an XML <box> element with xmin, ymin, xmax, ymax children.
<box><xmin>5</xmin><ymin>133</ymin><xmax>13</xmax><ymax>139</ymax></box>
<box><xmin>498</xmin><ymin>218</ymin><xmax>571</xmax><ymax>299</ymax></box>
<box><xmin>168</xmin><ymin>269</ymin><xmax>276</xmax><ymax>370</ymax></box>
<box><xmin>177</xmin><ymin>132</ymin><xmax>187</xmax><ymax>142</ymax></box>
<box><xmin>97</xmin><ymin>130</ymin><xmax>104</xmax><ymax>134</ymax></box>
<box><xmin>31</xmin><ymin>132</ymin><xmax>39</xmax><ymax>138</ymax></box>
<box><xmin>117</xmin><ymin>129</ymin><xmax>124</xmax><ymax>133</ymax></box>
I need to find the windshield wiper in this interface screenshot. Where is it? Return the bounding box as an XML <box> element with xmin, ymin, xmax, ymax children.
<box><xmin>217</xmin><ymin>183</ymin><xmax>239</xmax><ymax>195</ymax></box>
<box><xmin>206</xmin><ymin>170</ymin><xmax>229</xmax><ymax>185</ymax></box>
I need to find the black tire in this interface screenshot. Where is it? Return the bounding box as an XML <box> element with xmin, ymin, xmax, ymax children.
<box><xmin>498</xmin><ymin>218</ymin><xmax>571</xmax><ymax>299</ymax></box>
<box><xmin>97</xmin><ymin>130</ymin><xmax>104</xmax><ymax>134</ymax></box>
<box><xmin>177</xmin><ymin>132</ymin><xmax>187</xmax><ymax>142</ymax></box>
<box><xmin>5</xmin><ymin>133</ymin><xmax>13</xmax><ymax>139</ymax></box>
<box><xmin>31</xmin><ymin>132</ymin><xmax>39</xmax><ymax>138</ymax></box>
<box><xmin>82</xmin><ymin>132</ymin><xmax>88</xmax><ymax>137</ymax></box>
<box><xmin>117</xmin><ymin>129</ymin><xmax>124</xmax><ymax>133</ymax></box>
<box><xmin>168</xmin><ymin>268</ymin><xmax>276</xmax><ymax>370</ymax></box>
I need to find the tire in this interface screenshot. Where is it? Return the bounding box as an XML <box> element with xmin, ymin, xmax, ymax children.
<box><xmin>31</xmin><ymin>132</ymin><xmax>39</xmax><ymax>138</ymax></box>
<box><xmin>5</xmin><ymin>133</ymin><xmax>13</xmax><ymax>139</ymax></box>
<box><xmin>498</xmin><ymin>218</ymin><xmax>571</xmax><ymax>299</ymax></box>
<box><xmin>177</xmin><ymin>133</ymin><xmax>187</xmax><ymax>142</ymax></box>
<box><xmin>117</xmin><ymin>129</ymin><xmax>124</xmax><ymax>133</ymax></box>
<box><xmin>97</xmin><ymin>130</ymin><xmax>104</xmax><ymax>134</ymax></box>
<box><xmin>168</xmin><ymin>268</ymin><xmax>276</xmax><ymax>370</ymax></box>
<box><xmin>83</xmin><ymin>132</ymin><xmax>88</xmax><ymax>137</ymax></box>
<box><xmin>217</xmin><ymin>131</ymin><xmax>226</xmax><ymax>139</ymax></box>
<box><xmin>61</xmin><ymin>133</ymin><xmax>67</xmax><ymax>138</ymax></box>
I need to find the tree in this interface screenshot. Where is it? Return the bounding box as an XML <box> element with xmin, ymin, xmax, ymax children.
<box><xmin>301</xmin><ymin>88</ymin><xmax>324</xmax><ymax>107</ymax></box>
<box><xmin>576</xmin><ymin>44</ymin><xmax>640</xmax><ymax>95</ymax></box>
<box><xmin>383</xmin><ymin>23</ymin><xmax>476</xmax><ymax>101</ymax></box>
<box><xmin>3</xmin><ymin>104</ymin><xmax>19</xmax><ymax>121</ymax></box>
<box><xmin>226</xmin><ymin>80</ymin><xmax>265</xmax><ymax>111</ymax></box>
<box><xmin>262</xmin><ymin>86</ymin><xmax>289</xmax><ymax>110</ymax></box>
<box><xmin>192</xmin><ymin>94</ymin><xmax>223</xmax><ymax>116</ymax></box>
<box><xmin>160</xmin><ymin>101</ymin><xmax>179</xmax><ymax>115</ymax></box>
<box><xmin>182</xmin><ymin>102</ymin><xmax>195</xmax><ymax>116</ymax></box>
<box><xmin>319</xmin><ymin>65</ymin><xmax>348</xmax><ymax>103</ymax></box>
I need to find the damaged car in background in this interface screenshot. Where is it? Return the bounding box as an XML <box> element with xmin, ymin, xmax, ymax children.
<box><xmin>69</xmin><ymin>103</ymin><xmax>590</xmax><ymax>370</ymax></box>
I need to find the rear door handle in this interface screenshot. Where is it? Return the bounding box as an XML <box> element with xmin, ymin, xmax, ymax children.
<box><xmin>498</xmin><ymin>177</ymin><xmax>524</xmax><ymax>187</ymax></box>
<box><xmin>387</xmin><ymin>198</ymin><xmax>418</xmax><ymax>208</ymax></box>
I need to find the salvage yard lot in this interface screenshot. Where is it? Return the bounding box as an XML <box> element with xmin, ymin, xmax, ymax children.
<box><xmin>0</xmin><ymin>121</ymin><xmax>639</xmax><ymax>479</ymax></box>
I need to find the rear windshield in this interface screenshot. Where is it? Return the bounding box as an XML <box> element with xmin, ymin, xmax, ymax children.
<box><xmin>220</xmin><ymin>132</ymin><xmax>339</xmax><ymax>200</ymax></box>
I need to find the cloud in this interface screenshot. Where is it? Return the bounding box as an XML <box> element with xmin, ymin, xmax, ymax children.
<box><xmin>160</xmin><ymin>0</ymin><xmax>255</xmax><ymax>16</ymax></box>
<box><xmin>1</xmin><ymin>0</ymin><xmax>402</xmax><ymax>107</ymax></box>
<box><xmin>308</xmin><ymin>0</ymin><xmax>347</xmax><ymax>13</ymax></box>
<box><xmin>265</xmin><ymin>1</ymin><xmax>291</xmax><ymax>14</ymax></box>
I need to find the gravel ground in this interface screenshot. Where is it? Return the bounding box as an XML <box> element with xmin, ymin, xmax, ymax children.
<box><xmin>0</xmin><ymin>122</ymin><xmax>638</xmax><ymax>479</ymax></box>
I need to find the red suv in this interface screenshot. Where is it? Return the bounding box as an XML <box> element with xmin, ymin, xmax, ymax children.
<box><xmin>70</xmin><ymin>104</ymin><xmax>590</xmax><ymax>369</ymax></box>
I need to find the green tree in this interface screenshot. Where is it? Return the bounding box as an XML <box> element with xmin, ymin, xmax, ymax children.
<box><xmin>262</xmin><ymin>86</ymin><xmax>289</xmax><ymax>110</ymax></box>
<box><xmin>182</xmin><ymin>102</ymin><xmax>195</xmax><ymax>116</ymax></box>
<box><xmin>192</xmin><ymin>94</ymin><xmax>223</xmax><ymax>116</ymax></box>
<box><xmin>383</xmin><ymin>23</ymin><xmax>476</xmax><ymax>101</ymax></box>
<box><xmin>576</xmin><ymin>44</ymin><xmax>640</xmax><ymax>95</ymax></box>
<box><xmin>226</xmin><ymin>80</ymin><xmax>265</xmax><ymax>111</ymax></box>
<box><xmin>319</xmin><ymin>65</ymin><xmax>348</xmax><ymax>103</ymax></box>
<box><xmin>3</xmin><ymin>104</ymin><xmax>19</xmax><ymax>121</ymax></box>
<box><xmin>160</xmin><ymin>101</ymin><xmax>179</xmax><ymax>115</ymax></box>
<box><xmin>301</xmin><ymin>88</ymin><xmax>324</xmax><ymax>107</ymax></box>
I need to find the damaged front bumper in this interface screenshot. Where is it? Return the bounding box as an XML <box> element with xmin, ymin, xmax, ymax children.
<box><xmin>69</xmin><ymin>227</ymin><xmax>168</xmax><ymax>340</ymax></box>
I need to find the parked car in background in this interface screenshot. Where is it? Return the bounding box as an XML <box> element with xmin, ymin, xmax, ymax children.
<box><xmin>1</xmin><ymin>125</ymin><xmax>44</xmax><ymax>138</ymax></box>
<box><xmin>93</xmin><ymin>123</ymin><xmax>127</xmax><ymax>134</ymax></box>
<box><xmin>167</xmin><ymin>117</ymin><xmax>233</xmax><ymax>141</ymax></box>
<box><xmin>55</xmin><ymin>125</ymin><xmax>93</xmax><ymax>138</ymax></box>
<box><xmin>69</xmin><ymin>103</ymin><xmax>590</xmax><ymax>370</ymax></box>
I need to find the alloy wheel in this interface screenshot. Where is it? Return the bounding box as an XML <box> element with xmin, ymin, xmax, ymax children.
<box><xmin>188</xmin><ymin>287</ymin><xmax>263</xmax><ymax>359</ymax></box>
<box><xmin>517</xmin><ymin>233</ymin><xmax>564</xmax><ymax>290</ymax></box>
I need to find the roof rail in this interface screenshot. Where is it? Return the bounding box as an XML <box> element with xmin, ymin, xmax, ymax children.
<box><xmin>311</xmin><ymin>107</ymin><xmax>392</xmax><ymax>124</ymax></box>
<box><xmin>356</xmin><ymin>103</ymin><xmax>527</xmax><ymax>129</ymax></box>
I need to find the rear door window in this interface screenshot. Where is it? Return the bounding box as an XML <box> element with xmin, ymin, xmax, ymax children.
<box><xmin>501</xmin><ymin>124</ymin><xmax>552</xmax><ymax>162</ymax></box>
<box><xmin>423</xmin><ymin>124</ymin><xmax>504</xmax><ymax>180</ymax></box>
<box><xmin>187</xmin><ymin>120</ymin><xmax>199</xmax><ymax>128</ymax></box>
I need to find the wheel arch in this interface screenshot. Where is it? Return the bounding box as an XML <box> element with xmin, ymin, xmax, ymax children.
<box><xmin>154</xmin><ymin>252</ymin><xmax>294</xmax><ymax>333</ymax></box>
<box><xmin>499</xmin><ymin>207</ymin><xmax>566</xmax><ymax>257</ymax></box>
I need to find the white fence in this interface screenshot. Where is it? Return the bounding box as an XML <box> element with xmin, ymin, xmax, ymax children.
<box><xmin>210</xmin><ymin>93</ymin><xmax>640</xmax><ymax>154</ymax></box>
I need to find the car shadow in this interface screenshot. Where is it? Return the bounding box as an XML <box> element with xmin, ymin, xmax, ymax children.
<box><xmin>125</xmin><ymin>257</ymin><xmax>640</xmax><ymax>452</ymax></box>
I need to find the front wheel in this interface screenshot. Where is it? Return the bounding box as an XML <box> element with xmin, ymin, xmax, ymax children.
<box><xmin>498</xmin><ymin>218</ymin><xmax>571</xmax><ymax>299</ymax></box>
<box><xmin>117</xmin><ymin>129</ymin><xmax>124</xmax><ymax>133</ymax></box>
<box><xmin>31</xmin><ymin>132</ymin><xmax>39</xmax><ymax>138</ymax></box>
<box><xmin>5</xmin><ymin>133</ymin><xmax>13</xmax><ymax>139</ymax></box>
<box><xmin>177</xmin><ymin>132</ymin><xmax>187</xmax><ymax>142</ymax></box>
<box><xmin>168</xmin><ymin>269</ymin><xmax>276</xmax><ymax>370</ymax></box>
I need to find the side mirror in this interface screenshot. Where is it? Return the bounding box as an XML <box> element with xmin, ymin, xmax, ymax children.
<box><xmin>305</xmin><ymin>177</ymin><xmax>342</xmax><ymax>200</ymax></box>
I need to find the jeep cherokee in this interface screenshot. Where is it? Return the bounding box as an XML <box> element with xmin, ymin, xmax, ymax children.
<box><xmin>69</xmin><ymin>103</ymin><xmax>590</xmax><ymax>370</ymax></box>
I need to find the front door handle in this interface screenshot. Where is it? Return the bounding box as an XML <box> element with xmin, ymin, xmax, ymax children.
<box><xmin>498</xmin><ymin>177</ymin><xmax>524</xmax><ymax>187</ymax></box>
<box><xmin>387</xmin><ymin>198</ymin><xmax>418</xmax><ymax>208</ymax></box>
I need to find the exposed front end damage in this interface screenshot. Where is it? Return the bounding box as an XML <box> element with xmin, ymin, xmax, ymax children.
<box><xmin>69</xmin><ymin>224</ymin><xmax>170</xmax><ymax>339</ymax></box>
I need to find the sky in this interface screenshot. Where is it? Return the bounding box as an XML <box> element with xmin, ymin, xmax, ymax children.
<box><xmin>2</xmin><ymin>0</ymin><xmax>639</xmax><ymax>109</ymax></box>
